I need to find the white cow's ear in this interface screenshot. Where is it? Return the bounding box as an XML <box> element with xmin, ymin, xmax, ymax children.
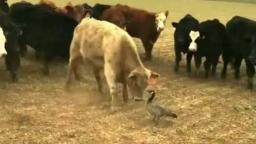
<box><xmin>148</xmin><ymin>71</ymin><xmax>159</xmax><ymax>86</ymax></box>
<box><xmin>128</xmin><ymin>70</ymin><xmax>137</xmax><ymax>80</ymax></box>
<box><xmin>150</xmin><ymin>71</ymin><xmax>160</xmax><ymax>79</ymax></box>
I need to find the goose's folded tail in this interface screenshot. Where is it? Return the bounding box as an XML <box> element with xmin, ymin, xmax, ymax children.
<box><xmin>165</xmin><ymin>110</ymin><xmax>178</xmax><ymax>118</ymax></box>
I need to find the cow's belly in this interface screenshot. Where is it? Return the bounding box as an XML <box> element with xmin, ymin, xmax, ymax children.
<box><xmin>126</xmin><ymin>26</ymin><xmax>141</xmax><ymax>39</ymax></box>
<box><xmin>86</xmin><ymin>56</ymin><xmax>104</xmax><ymax>68</ymax></box>
<box><xmin>86</xmin><ymin>56</ymin><xmax>125</xmax><ymax>84</ymax></box>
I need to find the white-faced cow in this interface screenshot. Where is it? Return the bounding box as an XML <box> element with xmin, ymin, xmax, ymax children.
<box><xmin>100</xmin><ymin>4</ymin><xmax>169</xmax><ymax>60</ymax></box>
<box><xmin>172</xmin><ymin>14</ymin><xmax>199</xmax><ymax>73</ymax></box>
<box><xmin>66</xmin><ymin>18</ymin><xmax>159</xmax><ymax>108</ymax></box>
<box><xmin>188</xmin><ymin>19</ymin><xmax>227</xmax><ymax>78</ymax></box>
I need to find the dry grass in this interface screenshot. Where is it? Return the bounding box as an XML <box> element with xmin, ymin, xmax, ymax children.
<box><xmin>1</xmin><ymin>0</ymin><xmax>256</xmax><ymax>144</ymax></box>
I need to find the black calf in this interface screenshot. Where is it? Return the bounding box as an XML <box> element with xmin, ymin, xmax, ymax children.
<box><xmin>172</xmin><ymin>14</ymin><xmax>199</xmax><ymax>73</ymax></box>
<box><xmin>192</xmin><ymin>19</ymin><xmax>227</xmax><ymax>78</ymax></box>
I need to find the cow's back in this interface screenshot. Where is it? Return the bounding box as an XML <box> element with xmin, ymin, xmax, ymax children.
<box><xmin>10</xmin><ymin>3</ymin><xmax>78</xmax><ymax>58</ymax></box>
<box><xmin>101</xmin><ymin>4</ymin><xmax>157</xmax><ymax>40</ymax></box>
<box><xmin>226</xmin><ymin>16</ymin><xmax>256</xmax><ymax>55</ymax></box>
<box><xmin>226</xmin><ymin>16</ymin><xmax>248</xmax><ymax>39</ymax></box>
<box><xmin>73</xmin><ymin>18</ymin><xmax>137</xmax><ymax>68</ymax></box>
<box><xmin>227</xmin><ymin>16</ymin><xmax>256</xmax><ymax>39</ymax></box>
<box><xmin>100</xmin><ymin>6</ymin><xmax>126</xmax><ymax>29</ymax></box>
<box><xmin>200</xmin><ymin>19</ymin><xmax>226</xmax><ymax>44</ymax></box>
<box><xmin>91</xmin><ymin>3</ymin><xmax>111</xmax><ymax>19</ymax></box>
<box><xmin>122</xmin><ymin>5</ymin><xmax>156</xmax><ymax>39</ymax></box>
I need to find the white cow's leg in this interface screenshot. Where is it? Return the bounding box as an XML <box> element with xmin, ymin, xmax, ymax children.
<box><xmin>122</xmin><ymin>82</ymin><xmax>128</xmax><ymax>102</ymax></box>
<box><xmin>66</xmin><ymin>58</ymin><xmax>76</xmax><ymax>90</ymax></box>
<box><xmin>66</xmin><ymin>45</ymin><xmax>82</xmax><ymax>90</ymax></box>
<box><xmin>93</xmin><ymin>67</ymin><xmax>104</xmax><ymax>94</ymax></box>
<box><xmin>74</xmin><ymin>57</ymin><xmax>83</xmax><ymax>77</ymax></box>
<box><xmin>104</xmin><ymin>63</ymin><xmax>119</xmax><ymax>108</ymax></box>
<box><xmin>245</xmin><ymin>60</ymin><xmax>255</xmax><ymax>90</ymax></box>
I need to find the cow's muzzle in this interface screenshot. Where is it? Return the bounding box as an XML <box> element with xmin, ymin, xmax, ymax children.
<box><xmin>188</xmin><ymin>42</ymin><xmax>197</xmax><ymax>52</ymax></box>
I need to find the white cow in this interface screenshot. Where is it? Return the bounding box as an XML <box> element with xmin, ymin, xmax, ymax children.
<box><xmin>66</xmin><ymin>18</ymin><xmax>159</xmax><ymax>108</ymax></box>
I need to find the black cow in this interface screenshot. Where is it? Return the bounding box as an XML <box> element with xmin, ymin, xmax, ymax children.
<box><xmin>10</xmin><ymin>2</ymin><xmax>78</xmax><ymax>75</ymax></box>
<box><xmin>0</xmin><ymin>9</ymin><xmax>21</xmax><ymax>81</ymax></box>
<box><xmin>189</xmin><ymin>19</ymin><xmax>227</xmax><ymax>78</ymax></box>
<box><xmin>172</xmin><ymin>14</ymin><xmax>199</xmax><ymax>73</ymax></box>
<box><xmin>222</xmin><ymin>16</ymin><xmax>256</xmax><ymax>89</ymax></box>
<box><xmin>83</xmin><ymin>3</ymin><xmax>111</xmax><ymax>19</ymax></box>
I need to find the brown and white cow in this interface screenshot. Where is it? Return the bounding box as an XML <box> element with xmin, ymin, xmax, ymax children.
<box><xmin>100</xmin><ymin>4</ymin><xmax>169</xmax><ymax>60</ymax></box>
<box><xmin>66</xmin><ymin>18</ymin><xmax>159</xmax><ymax>108</ymax></box>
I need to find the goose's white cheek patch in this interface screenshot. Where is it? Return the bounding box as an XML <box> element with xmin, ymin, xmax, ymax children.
<box><xmin>0</xmin><ymin>27</ymin><xmax>7</xmax><ymax>58</ymax></box>
<box><xmin>189</xmin><ymin>31</ymin><xmax>200</xmax><ymax>52</ymax></box>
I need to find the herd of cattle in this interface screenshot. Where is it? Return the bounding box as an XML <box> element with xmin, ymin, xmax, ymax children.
<box><xmin>172</xmin><ymin>15</ymin><xmax>256</xmax><ymax>89</ymax></box>
<box><xmin>0</xmin><ymin>0</ymin><xmax>256</xmax><ymax>105</ymax></box>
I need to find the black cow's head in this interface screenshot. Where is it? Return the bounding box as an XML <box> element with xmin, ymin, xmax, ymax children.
<box><xmin>172</xmin><ymin>14</ymin><xmax>199</xmax><ymax>49</ymax></box>
<box><xmin>188</xmin><ymin>19</ymin><xmax>224</xmax><ymax>53</ymax></box>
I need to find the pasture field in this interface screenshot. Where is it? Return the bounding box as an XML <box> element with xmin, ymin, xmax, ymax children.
<box><xmin>1</xmin><ymin>0</ymin><xmax>256</xmax><ymax>143</ymax></box>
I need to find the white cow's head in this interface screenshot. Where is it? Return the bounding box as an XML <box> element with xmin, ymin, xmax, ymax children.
<box><xmin>155</xmin><ymin>11</ymin><xmax>169</xmax><ymax>32</ymax></box>
<box><xmin>189</xmin><ymin>30</ymin><xmax>200</xmax><ymax>52</ymax></box>
<box><xmin>0</xmin><ymin>27</ymin><xmax>7</xmax><ymax>58</ymax></box>
<box><xmin>128</xmin><ymin>68</ymin><xmax>159</xmax><ymax>101</ymax></box>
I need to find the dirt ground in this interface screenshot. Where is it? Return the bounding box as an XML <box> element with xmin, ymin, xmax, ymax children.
<box><xmin>1</xmin><ymin>0</ymin><xmax>256</xmax><ymax>144</ymax></box>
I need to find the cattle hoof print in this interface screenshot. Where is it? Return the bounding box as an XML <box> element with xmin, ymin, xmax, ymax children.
<box><xmin>110</xmin><ymin>106</ymin><xmax>122</xmax><ymax>112</ymax></box>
